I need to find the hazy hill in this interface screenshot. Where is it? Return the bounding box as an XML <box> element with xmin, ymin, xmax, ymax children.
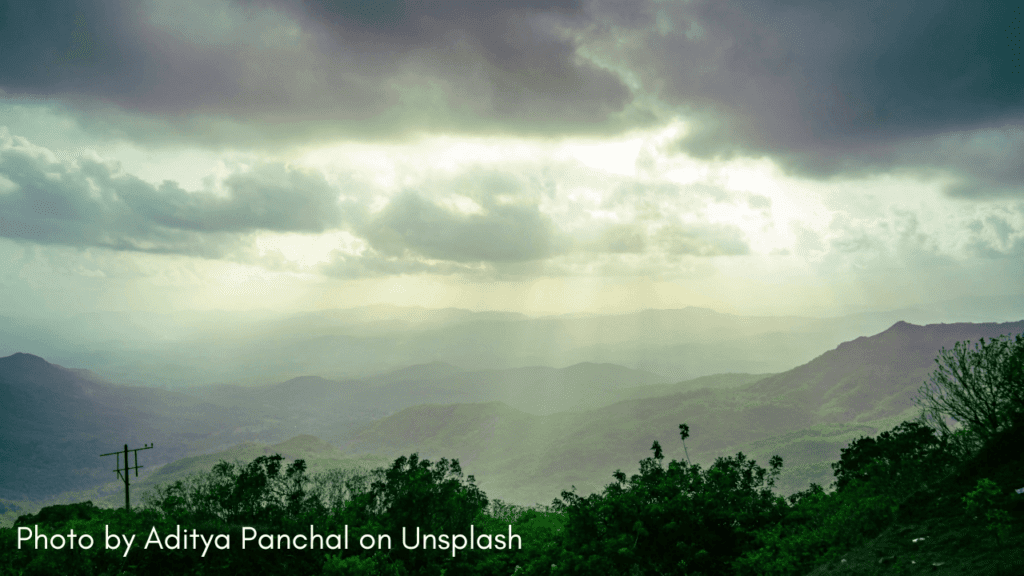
<box><xmin>192</xmin><ymin>360</ymin><xmax>668</xmax><ymax>432</ymax></box>
<box><xmin>395</xmin><ymin>362</ymin><xmax>668</xmax><ymax>415</ymax></box>
<box><xmin>0</xmin><ymin>353</ymin><xmax>263</xmax><ymax>500</ymax></box>
<box><xmin>10</xmin><ymin>300</ymin><xmax>1021</xmax><ymax>387</ymax></box>
<box><xmin>616</xmin><ymin>372</ymin><xmax>769</xmax><ymax>400</ymax></box>
<box><xmin>747</xmin><ymin>320</ymin><xmax>1024</xmax><ymax>421</ymax></box>
<box><xmin>0</xmin><ymin>350</ymin><xmax>667</xmax><ymax>502</ymax></box>
<box><xmin>5</xmin><ymin>317</ymin><xmax>1023</xmax><ymax>508</ymax></box>
<box><xmin>341</xmin><ymin>320</ymin><xmax>1024</xmax><ymax>504</ymax></box>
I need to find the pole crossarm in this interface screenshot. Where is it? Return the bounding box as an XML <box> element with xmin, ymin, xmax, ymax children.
<box><xmin>100</xmin><ymin>443</ymin><xmax>153</xmax><ymax>512</ymax></box>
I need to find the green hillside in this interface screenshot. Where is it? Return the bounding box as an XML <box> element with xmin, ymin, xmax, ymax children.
<box><xmin>801</xmin><ymin>421</ymin><xmax>1024</xmax><ymax>575</ymax></box>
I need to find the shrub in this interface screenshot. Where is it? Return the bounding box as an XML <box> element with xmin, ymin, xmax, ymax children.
<box><xmin>963</xmin><ymin>478</ymin><xmax>1012</xmax><ymax>544</ymax></box>
<box><xmin>553</xmin><ymin>429</ymin><xmax>786</xmax><ymax>576</ymax></box>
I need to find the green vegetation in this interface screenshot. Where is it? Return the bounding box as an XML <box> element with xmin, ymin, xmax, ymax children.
<box><xmin>916</xmin><ymin>332</ymin><xmax>1024</xmax><ymax>445</ymax></box>
<box><xmin>553</xmin><ymin>439</ymin><xmax>785</xmax><ymax>575</ymax></box>
<box><xmin>3</xmin><ymin>332</ymin><xmax>1023</xmax><ymax>574</ymax></box>
<box><xmin>963</xmin><ymin>478</ymin><xmax>1012</xmax><ymax>545</ymax></box>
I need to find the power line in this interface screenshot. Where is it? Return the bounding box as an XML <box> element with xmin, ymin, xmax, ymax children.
<box><xmin>100</xmin><ymin>443</ymin><xmax>153</xmax><ymax>512</ymax></box>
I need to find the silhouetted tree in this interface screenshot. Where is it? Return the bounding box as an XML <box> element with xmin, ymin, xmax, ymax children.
<box><xmin>916</xmin><ymin>332</ymin><xmax>1024</xmax><ymax>446</ymax></box>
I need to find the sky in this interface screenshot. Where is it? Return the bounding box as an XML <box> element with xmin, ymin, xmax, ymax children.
<box><xmin>0</xmin><ymin>0</ymin><xmax>1022</xmax><ymax>319</ymax></box>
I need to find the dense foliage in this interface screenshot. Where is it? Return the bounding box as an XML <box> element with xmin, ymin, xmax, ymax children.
<box><xmin>3</xmin><ymin>333</ymin><xmax>1023</xmax><ymax>574</ymax></box>
<box><xmin>553</xmin><ymin>441</ymin><xmax>785</xmax><ymax>575</ymax></box>
<box><xmin>147</xmin><ymin>455</ymin><xmax>320</xmax><ymax>525</ymax></box>
<box><xmin>830</xmin><ymin>420</ymin><xmax>949</xmax><ymax>493</ymax></box>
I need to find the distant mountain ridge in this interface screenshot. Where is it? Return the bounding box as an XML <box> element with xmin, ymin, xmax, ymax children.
<box><xmin>0</xmin><ymin>352</ymin><xmax>669</xmax><ymax>501</ymax></box>
<box><xmin>4</xmin><ymin>318</ymin><xmax>1024</xmax><ymax>507</ymax></box>
<box><xmin>192</xmin><ymin>360</ymin><xmax>668</xmax><ymax>424</ymax></box>
<box><xmin>341</xmin><ymin>320</ymin><xmax>1024</xmax><ymax>502</ymax></box>
<box><xmin>0</xmin><ymin>353</ymin><xmax>261</xmax><ymax>500</ymax></box>
<box><xmin>8</xmin><ymin>299</ymin><xmax>1021</xmax><ymax>387</ymax></box>
<box><xmin>749</xmin><ymin>320</ymin><xmax>1024</xmax><ymax>421</ymax></box>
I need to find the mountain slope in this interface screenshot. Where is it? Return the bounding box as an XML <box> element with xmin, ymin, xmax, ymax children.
<box><xmin>342</xmin><ymin>321</ymin><xmax>1024</xmax><ymax>504</ymax></box>
<box><xmin>747</xmin><ymin>320</ymin><xmax>1024</xmax><ymax>421</ymax></box>
<box><xmin>8</xmin><ymin>304</ymin><xmax>994</xmax><ymax>387</ymax></box>
<box><xmin>0</xmin><ymin>353</ymin><xmax>260</xmax><ymax>500</ymax></box>
<box><xmin>191</xmin><ymin>360</ymin><xmax>669</xmax><ymax>423</ymax></box>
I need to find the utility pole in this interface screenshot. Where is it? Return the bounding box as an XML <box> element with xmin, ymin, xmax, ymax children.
<box><xmin>100</xmin><ymin>443</ymin><xmax>153</xmax><ymax>512</ymax></box>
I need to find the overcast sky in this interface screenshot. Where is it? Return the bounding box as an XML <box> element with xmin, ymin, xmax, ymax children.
<box><xmin>0</xmin><ymin>0</ymin><xmax>1021</xmax><ymax>319</ymax></box>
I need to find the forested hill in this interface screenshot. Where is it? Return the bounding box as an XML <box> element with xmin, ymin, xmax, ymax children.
<box><xmin>0</xmin><ymin>353</ymin><xmax>257</xmax><ymax>500</ymax></box>
<box><xmin>4</xmin><ymin>319</ymin><xmax>1023</xmax><ymax>506</ymax></box>
<box><xmin>341</xmin><ymin>320</ymin><xmax>1024</xmax><ymax>501</ymax></box>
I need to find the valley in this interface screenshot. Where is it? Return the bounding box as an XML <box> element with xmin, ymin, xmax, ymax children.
<box><xmin>4</xmin><ymin>311</ymin><xmax>1024</xmax><ymax>525</ymax></box>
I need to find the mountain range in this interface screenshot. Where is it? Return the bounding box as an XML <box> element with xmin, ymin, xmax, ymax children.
<box><xmin>338</xmin><ymin>319</ymin><xmax>1024</xmax><ymax>501</ymax></box>
<box><xmin>4</xmin><ymin>297</ymin><xmax>1023</xmax><ymax>388</ymax></box>
<box><xmin>2</xmin><ymin>313</ymin><xmax>1023</xmax><ymax>511</ymax></box>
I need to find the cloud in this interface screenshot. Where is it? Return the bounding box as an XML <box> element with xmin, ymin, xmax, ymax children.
<box><xmin>580</xmin><ymin>0</ymin><xmax>1023</xmax><ymax>189</ymax></box>
<box><xmin>747</xmin><ymin>195</ymin><xmax>771</xmax><ymax>210</ymax></box>
<box><xmin>654</xmin><ymin>223</ymin><xmax>749</xmax><ymax>257</ymax></box>
<box><xmin>360</xmin><ymin>189</ymin><xmax>562</xmax><ymax>263</ymax></box>
<box><xmin>0</xmin><ymin>129</ymin><xmax>350</xmax><ymax>256</ymax></box>
<box><xmin>594</xmin><ymin>224</ymin><xmax>646</xmax><ymax>254</ymax></box>
<box><xmin>964</xmin><ymin>211</ymin><xmax>1024</xmax><ymax>259</ymax></box>
<box><xmin>0</xmin><ymin>0</ymin><xmax>636</xmax><ymax>144</ymax></box>
<box><xmin>113</xmin><ymin>163</ymin><xmax>352</xmax><ymax>234</ymax></box>
<box><xmin>316</xmin><ymin>251</ymin><xmax>486</xmax><ymax>279</ymax></box>
<box><xmin>2</xmin><ymin>0</ymin><xmax>1020</xmax><ymax>198</ymax></box>
<box><xmin>678</xmin><ymin>1</ymin><xmax>1019</xmax><ymax>147</ymax></box>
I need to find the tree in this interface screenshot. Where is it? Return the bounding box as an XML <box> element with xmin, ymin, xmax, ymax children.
<box><xmin>915</xmin><ymin>332</ymin><xmax>1024</xmax><ymax>445</ymax></box>
<box><xmin>146</xmin><ymin>454</ymin><xmax>321</xmax><ymax>525</ymax></box>
<box><xmin>553</xmin><ymin>426</ymin><xmax>786</xmax><ymax>575</ymax></box>
<box><xmin>348</xmin><ymin>454</ymin><xmax>487</xmax><ymax>536</ymax></box>
<box><xmin>342</xmin><ymin>454</ymin><xmax>488</xmax><ymax>575</ymax></box>
<box><xmin>831</xmin><ymin>421</ymin><xmax>948</xmax><ymax>493</ymax></box>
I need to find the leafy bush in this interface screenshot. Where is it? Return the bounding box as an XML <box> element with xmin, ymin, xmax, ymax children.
<box><xmin>831</xmin><ymin>420</ymin><xmax>950</xmax><ymax>494</ymax></box>
<box><xmin>340</xmin><ymin>454</ymin><xmax>489</xmax><ymax>575</ymax></box>
<box><xmin>552</xmin><ymin>430</ymin><xmax>786</xmax><ymax>576</ymax></box>
<box><xmin>963</xmin><ymin>478</ymin><xmax>1012</xmax><ymax>544</ymax></box>
<box><xmin>145</xmin><ymin>454</ymin><xmax>322</xmax><ymax>526</ymax></box>
<box><xmin>737</xmin><ymin>418</ymin><xmax>964</xmax><ymax>576</ymax></box>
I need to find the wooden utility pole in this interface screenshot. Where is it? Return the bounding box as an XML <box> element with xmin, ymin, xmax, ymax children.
<box><xmin>100</xmin><ymin>443</ymin><xmax>153</xmax><ymax>512</ymax></box>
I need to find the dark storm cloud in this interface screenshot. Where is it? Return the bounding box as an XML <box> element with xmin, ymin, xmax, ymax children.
<box><xmin>0</xmin><ymin>131</ymin><xmax>350</xmax><ymax>256</ymax></box>
<box><xmin>585</xmin><ymin>0</ymin><xmax>1023</xmax><ymax>191</ymax></box>
<box><xmin>0</xmin><ymin>0</ymin><xmax>633</xmax><ymax>141</ymax></box>
<box><xmin>3</xmin><ymin>0</ymin><xmax>1021</xmax><ymax>177</ymax></box>
<box><xmin>673</xmin><ymin>1</ymin><xmax>1021</xmax><ymax>147</ymax></box>
<box><xmin>360</xmin><ymin>190</ymin><xmax>562</xmax><ymax>263</ymax></box>
<box><xmin>0</xmin><ymin>1</ymin><xmax>243</xmax><ymax>113</ymax></box>
<box><xmin>284</xmin><ymin>0</ymin><xmax>634</xmax><ymax>133</ymax></box>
